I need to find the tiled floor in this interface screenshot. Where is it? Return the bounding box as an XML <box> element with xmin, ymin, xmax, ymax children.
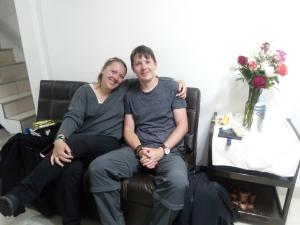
<box><xmin>0</xmin><ymin>197</ymin><xmax>299</xmax><ymax>225</ymax></box>
<box><xmin>0</xmin><ymin>208</ymin><xmax>99</xmax><ymax>225</ymax></box>
<box><xmin>0</xmin><ymin>128</ymin><xmax>300</xmax><ymax>225</ymax></box>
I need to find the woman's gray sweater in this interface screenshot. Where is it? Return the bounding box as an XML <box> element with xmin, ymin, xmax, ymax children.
<box><xmin>57</xmin><ymin>80</ymin><xmax>131</xmax><ymax>140</ymax></box>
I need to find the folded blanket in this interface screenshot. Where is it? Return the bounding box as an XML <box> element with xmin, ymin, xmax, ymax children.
<box><xmin>212</xmin><ymin>115</ymin><xmax>300</xmax><ymax>177</ymax></box>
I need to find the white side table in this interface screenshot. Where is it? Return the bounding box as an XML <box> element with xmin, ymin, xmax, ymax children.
<box><xmin>207</xmin><ymin>112</ymin><xmax>300</xmax><ymax>225</ymax></box>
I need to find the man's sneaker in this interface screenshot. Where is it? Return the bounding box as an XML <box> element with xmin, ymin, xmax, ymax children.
<box><xmin>0</xmin><ymin>194</ymin><xmax>18</xmax><ymax>217</ymax></box>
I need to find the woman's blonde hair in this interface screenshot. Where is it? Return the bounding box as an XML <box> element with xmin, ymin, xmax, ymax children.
<box><xmin>98</xmin><ymin>57</ymin><xmax>127</xmax><ymax>82</ymax></box>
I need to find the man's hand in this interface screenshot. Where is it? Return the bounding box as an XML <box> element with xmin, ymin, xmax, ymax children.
<box><xmin>50</xmin><ymin>139</ymin><xmax>73</xmax><ymax>167</ymax></box>
<box><xmin>139</xmin><ymin>147</ymin><xmax>164</xmax><ymax>169</ymax></box>
<box><xmin>177</xmin><ymin>80</ymin><xmax>187</xmax><ymax>99</ymax></box>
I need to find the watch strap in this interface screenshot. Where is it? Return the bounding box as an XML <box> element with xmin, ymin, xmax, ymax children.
<box><xmin>55</xmin><ymin>134</ymin><xmax>66</xmax><ymax>142</ymax></box>
<box><xmin>135</xmin><ymin>145</ymin><xmax>142</xmax><ymax>156</ymax></box>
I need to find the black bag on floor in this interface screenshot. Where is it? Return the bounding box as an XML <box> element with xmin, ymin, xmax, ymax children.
<box><xmin>174</xmin><ymin>170</ymin><xmax>235</xmax><ymax>225</ymax></box>
<box><xmin>0</xmin><ymin>124</ymin><xmax>60</xmax><ymax>194</ymax></box>
<box><xmin>0</xmin><ymin>124</ymin><xmax>60</xmax><ymax>216</ymax></box>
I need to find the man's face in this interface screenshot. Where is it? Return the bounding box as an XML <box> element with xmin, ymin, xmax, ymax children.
<box><xmin>132</xmin><ymin>54</ymin><xmax>157</xmax><ymax>82</ymax></box>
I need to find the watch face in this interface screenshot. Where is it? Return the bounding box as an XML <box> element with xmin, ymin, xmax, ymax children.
<box><xmin>164</xmin><ymin>147</ymin><xmax>170</xmax><ymax>155</ymax></box>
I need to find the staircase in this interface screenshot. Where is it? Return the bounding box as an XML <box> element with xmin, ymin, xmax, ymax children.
<box><xmin>0</xmin><ymin>44</ymin><xmax>36</xmax><ymax>134</ymax></box>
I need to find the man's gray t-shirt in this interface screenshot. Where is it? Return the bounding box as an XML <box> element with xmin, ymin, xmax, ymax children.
<box><xmin>124</xmin><ymin>78</ymin><xmax>187</xmax><ymax>147</ymax></box>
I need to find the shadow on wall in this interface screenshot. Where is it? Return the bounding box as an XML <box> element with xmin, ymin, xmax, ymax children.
<box><xmin>0</xmin><ymin>19</ymin><xmax>24</xmax><ymax>62</ymax></box>
<box><xmin>0</xmin><ymin>20</ymin><xmax>23</xmax><ymax>49</ymax></box>
<box><xmin>212</xmin><ymin>74</ymin><xmax>248</xmax><ymax>114</ymax></box>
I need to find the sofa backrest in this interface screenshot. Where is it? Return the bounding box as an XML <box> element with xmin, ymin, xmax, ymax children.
<box><xmin>184</xmin><ymin>87</ymin><xmax>201</xmax><ymax>166</ymax></box>
<box><xmin>36</xmin><ymin>80</ymin><xmax>86</xmax><ymax>122</ymax></box>
<box><xmin>37</xmin><ymin>80</ymin><xmax>200</xmax><ymax>166</ymax></box>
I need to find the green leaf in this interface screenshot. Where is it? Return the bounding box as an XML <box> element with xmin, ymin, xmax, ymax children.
<box><xmin>236</xmin><ymin>77</ymin><xmax>244</xmax><ymax>81</ymax></box>
<box><xmin>240</xmin><ymin>68</ymin><xmax>252</xmax><ymax>80</ymax></box>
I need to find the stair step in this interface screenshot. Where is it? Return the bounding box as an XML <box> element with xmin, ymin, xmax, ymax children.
<box><xmin>0</xmin><ymin>62</ymin><xmax>27</xmax><ymax>81</ymax></box>
<box><xmin>0</xmin><ymin>73</ymin><xmax>27</xmax><ymax>85</ymax></box>
<box><xmin>0</xmin><ymin>91</ymin><xmax>31</xmax><ymax>104</ymax></box>
<box><xmin>8</xmin><ymin>109</ymin><xmax>35</xmax><ymax>121</ymax></box>
<box><xmin>0</xmin><ymin>75</ymin><xmax>28</xmax><ymax>85</ymax></box>
<box><xmin>0</xmin><ymin>46</ymin><xmax>34</xmax><ymax>133</ymax></box>
<box><xmin>0</xmin><ymin>73</ymin><xmax>27</xmax><ymax>84</ymax></box>
<box><xmin>0</xmin><ymin>48</ymin><xmax>15</xmax><ymax>66</ymax></box>
<box><xmin>0</xmin><ymin>78</ymin><xmax>30</xmax><ymax>98</ymax></box>
<box><xmin>1</xmin><ymin>94</ymin><xmax>34</xmax><ymax>118</ymax></box>
<box><xmin>0</xmin><ymin>61</ymin><xmax>26</xmax><ymax>68</ymax></box>
<box><xmin>0</xmin><ymin>61</ymin><xmax>25</xmax><ymax>68</ymax></box>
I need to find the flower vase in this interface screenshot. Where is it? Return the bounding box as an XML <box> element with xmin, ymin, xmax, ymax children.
<box><xmin>243</xmin><ymin>87</ymin><xmax>262</xmax><ymax>129</ymax></box>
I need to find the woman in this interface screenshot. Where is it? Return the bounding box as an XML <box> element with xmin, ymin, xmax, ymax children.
<box><xmin>0</xmin><ymin>57</ymin><xmax>186</xmax><ymax>225</ymax></box>
<box><xmin>0</xmin><ymin>57</ymin><xmax>128</xmax><ymax>225</ymax></box>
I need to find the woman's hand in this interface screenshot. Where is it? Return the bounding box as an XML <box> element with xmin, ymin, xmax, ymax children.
<box><xmin>50</xmin><ymin>140</ymin><xmax>73</xmax><ymax>167</ymax></box>
<box><xmin>177</xmin><ymin>80</ymin><xmax>187</xmax><ymax>99</ymax></box>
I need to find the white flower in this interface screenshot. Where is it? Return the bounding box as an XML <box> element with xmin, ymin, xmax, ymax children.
<box><xmin>229</xmin><ymin>65</ymin><xmax>237</xmax><ymax>72</ymax></box>
<box><xmin>261</xmin><ymin>61</ymin><xmax>275</xmax><ymax>77</ymax></box>
<box><xmin>265</xmin><ymin>66</ymin><xmax>275</xmax><ymax>77</ymax></box>
<box><xmin>261</xmin><ymin>61</ymin><xmax>269</xmax><ymax>70</ymax></box>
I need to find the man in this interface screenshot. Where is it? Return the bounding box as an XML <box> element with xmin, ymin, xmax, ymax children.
<box><xmin>89</xmin><ymin>45</ymin><xmax>188</xmax><ymax>225</ymax></box>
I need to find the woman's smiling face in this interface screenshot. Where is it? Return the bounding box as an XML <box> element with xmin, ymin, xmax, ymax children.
<box><xmin>101</xmin><ymin>61</ymin><xmax>126</xmax><ymax>91</ymax></box>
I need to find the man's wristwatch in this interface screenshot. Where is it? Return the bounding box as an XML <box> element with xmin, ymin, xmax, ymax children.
<box><xmin>161</xmin><ymin>144</ymin><xmax>170</xmax><ymax>155</ymax></box>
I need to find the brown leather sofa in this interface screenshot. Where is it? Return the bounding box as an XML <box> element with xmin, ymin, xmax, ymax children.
<box><xmin>36</xmin><ymin>80</ymin><xmax>201</xmax><ymax>225</ymax></box>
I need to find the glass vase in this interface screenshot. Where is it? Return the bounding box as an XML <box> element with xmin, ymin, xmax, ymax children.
<box><xmin>243</xmin><ymin>87</ymin><xmax>262</xmax><ymax>129</ymax></box>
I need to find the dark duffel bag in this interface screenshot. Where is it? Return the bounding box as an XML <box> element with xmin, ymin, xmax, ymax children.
<box><xmin>174</xmin><ymin>170</ymin><xmax>235</xmax><ymax>225</ymax></box>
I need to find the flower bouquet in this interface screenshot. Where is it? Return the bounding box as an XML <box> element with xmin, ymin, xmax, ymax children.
<box><xmin>234</xmin><ymin>42</ymin><xmax>288</xmax><ymax>129</ymax></box>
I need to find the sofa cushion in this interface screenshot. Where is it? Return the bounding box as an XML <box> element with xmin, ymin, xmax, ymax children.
<box><xmin>123</xmin><ymin>174</ymin><xmax>155</xmax><ymax>207</ymax></box>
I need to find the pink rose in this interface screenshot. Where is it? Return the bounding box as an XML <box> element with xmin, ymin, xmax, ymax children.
<box><xmin>275</xmin><ymin>50</ymin><xmax>287</xmax><ymax>62</ymax></box>
<box><xmin>237</xmin><ymin>56</ymin><xmax>248</xmax><ymax>65</ymax></box>
<box><xmin>276</xmin><ymin>63</ymin><xmax>288</xmax><ymax>76</ymax></box>
<box><xmin>252</xmin><ymin>76</ymin><xmax>266</xmax><ymax>88</ymax></box>
<box><xmin>248</xmin><ymin>61</ymin><xmax>257</xmax><ymax>70</ymax></box>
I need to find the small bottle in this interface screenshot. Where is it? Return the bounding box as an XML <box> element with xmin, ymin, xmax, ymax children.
<box><xmin>253</xmin><ymin>103</ymin><xmax>266</xmax><ymax>132</ymax></box>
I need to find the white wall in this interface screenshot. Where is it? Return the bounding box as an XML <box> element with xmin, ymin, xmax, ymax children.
<box><xmin>14</xmin><ymin>0</ymin><xmax>300</xmax><ymax>183</ymax></box>
<box><xmin>0</xmin><ymin>0</ymin><xmax>24</xmax><ymax>61</ymax></box>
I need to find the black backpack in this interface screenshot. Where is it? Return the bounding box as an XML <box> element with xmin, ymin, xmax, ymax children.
<box><xmin>0</xmin><ymin>124</ymin><xmax>60</xmax><ymax>216</ymax></box>
<box><xmin>174</xmin><ymin>170</ymin><xmax>235</xmax><ymax>225</ymax></box>
<box><xmin>0</xmin><ymin>124</ymin><xmax>60</xmax><ymax>186</ymax></box>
